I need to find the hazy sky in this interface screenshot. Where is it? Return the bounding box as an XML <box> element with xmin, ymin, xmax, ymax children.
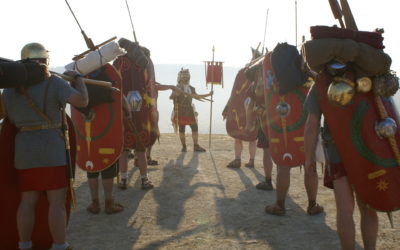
<box><xmin>2</xmin><ymin>0</ymin><xmax>400</xmax><ymax>134</ymax></box>
<box><xmin>1</xmin><ymin>0</ymin><xmax>399</xmax><ymax>71</ymax></box>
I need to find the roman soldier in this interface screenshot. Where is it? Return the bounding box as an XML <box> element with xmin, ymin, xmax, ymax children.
<box><xmin>0</xmin><ymin>42</ymin><xmax>85</xmax><ymax>250</ymax></box>
<box><xmin>303</xmin><ymin>3</ymin><xmax>400</xmax><ymax>247</ymax></box>
<box><xmin>113</xmin><ymin>38</ymin><xmax>157</xmax><ymax>190</ymax></box>
<box><xmin>71</xmin><ymin>62</ymin><xmax>124</xmax><ymax>215</ymax></box>
<box><xmin>223</xmin><ymin>48</ymin><xmax>259</xmax><ymax>169</ymax></box>
<box><xmin>252</xmin><ymin>42</ymin><xmax>323</xmax><ymax>216</ymax></box>
<box><xmin>170</xmin><ymin>68</ymin><xmax>213</xmax><ymax>152</ymax></box>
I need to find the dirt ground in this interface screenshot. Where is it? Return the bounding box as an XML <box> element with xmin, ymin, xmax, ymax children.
<box><xmin>67</xmin><ymin>134</ymin><xmax>400</xmax><ymax>250</ymax></box>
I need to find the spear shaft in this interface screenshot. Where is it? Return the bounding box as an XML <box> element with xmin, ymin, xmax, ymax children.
<box><xmin>295</xmin><ymin>0</ymin><xmax>298</xmax><ymax>47</ymax></box>
<box><xmin>65</xmin><ymin>0</ymin><xmax>95</xmax><ymax>50</ymax></box>
<box><xmin>125</xmin><ymin>0</ymin><xmax>138</xmax><ymax>42</ymax></box>
<box><xmin>261</xmin><ymin>9</ymin><xmax>269</xmax><ymax>54</ymax></box>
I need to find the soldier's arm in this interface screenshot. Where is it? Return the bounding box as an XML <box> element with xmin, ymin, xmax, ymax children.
<box><xmin>156</xmin><ymin>82</ymin><xmax>175</xmax><ymax>91</ymax></box>
<box><xmin>169</xmin><ymin>87</ymin><xmax>182</xmax><ymax>99</ymax></box>
<box><xmin>122</xmin><ymin>95</ymin><xmax>130</xmax><ymax>113</ymax></box>
<box><xmin>304</xmin><ymin>112</ymin><xmax>320</xmax><ymax>173</ymax></box>
<box><xmin>195</xmin><ymin>90</ymin><xmax>213</xmax><ymax>98</ymax></box>
<box><xmin>122</xmin><ymin>95</ymin><xmax>133</xmax><ymax>120</ymax></box>
<box><xmin>64</xmin><ymin>71</ymin><xmax>88</xmax><ymax>108</ymax></box>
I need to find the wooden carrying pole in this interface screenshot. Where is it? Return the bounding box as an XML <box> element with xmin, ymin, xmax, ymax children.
<box><xmin>0</xmin><ymin>57</ymin><xmax>115</xmax><ymax>90</ymax></box>
<box><xmin>72</xmin><ymin>36</ymin><xmax>117</xmax><ymax>61</ymax></box>
<box><xmin>328</xmin><ymin>0</ymin><xmax>345</xmax><ymax>28</ymax></box>
<box><xmin>339</xmin><ymin>0</ymin><xmax>358</xmax><ymax>30</ymax></box>
<box><xmin>50</xmin><ymin>71</ymin><xmax>115</xmax><ymax>89</ymax></box>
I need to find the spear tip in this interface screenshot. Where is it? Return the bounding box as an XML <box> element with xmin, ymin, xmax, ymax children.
<box><xmin>387</xmin><ymin>212</ymin><xmax>394</xmax><ymax>228</ymax></box>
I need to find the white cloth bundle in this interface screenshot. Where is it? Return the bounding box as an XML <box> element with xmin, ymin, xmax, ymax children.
<box><xmin>65</xmin><ymin>41</ymin><xmax>125</xmax><ymax>75</ymax></box>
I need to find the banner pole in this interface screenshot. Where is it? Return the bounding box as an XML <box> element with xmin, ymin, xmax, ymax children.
<box><xmin>208</xmin><ymin>46</ymin><xmax>215</xmax><ymax>148</ymax></box>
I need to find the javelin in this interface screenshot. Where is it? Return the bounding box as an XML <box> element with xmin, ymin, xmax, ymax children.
<box><xmin>125</xmin><ymin>0</ymin><xmax>138</xmax><ymax>42</ymax></box>
<box><xmin>262</xmin><ymin>8</ymin><xmax>269</xmax><ymax>54</ymax></box>
<box><xmin>64</xmin><ymin>0</ymin><xmax>95</xmax><ymax>50</ymax></box>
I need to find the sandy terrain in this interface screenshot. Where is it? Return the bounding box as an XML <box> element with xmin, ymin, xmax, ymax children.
<box><xmin>67</xmin><ymin>134</ymin><xmax>400</xmax><ymax>250</ymax></box>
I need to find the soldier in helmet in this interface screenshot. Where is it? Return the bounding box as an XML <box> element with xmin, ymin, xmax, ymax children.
<box><xmin>1</xmin><ymin>43</ymin><xmax>88</xmax><ymax>250</ymax></box>
<box><xmin>170</xmin><ymin>68</ymin><xmax>213</xmax><ymax>152</ymax></box>
<box><xmin>302</xmin><ymin>23</ymin><xmax>392</xmax><ymax>249</ymax></box>
<box><xmin>114</xmin><ymin>39</ymin><xmax>158</xmax><ymax>190</ymax></box>
<box><xmin>304</xmin><ymin>76</ymin><xmax>379</xmax><ymax>250</ymax></box>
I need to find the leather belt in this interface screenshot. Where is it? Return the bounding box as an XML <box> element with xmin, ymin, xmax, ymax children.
<box><xmin>19</xmin><ymin>123</ymin><xmax>62</xmax><ymax>132</ymax></box>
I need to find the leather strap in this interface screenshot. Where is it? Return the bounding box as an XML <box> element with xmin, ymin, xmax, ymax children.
<box><xmin>19</xmin><ymin>123</ymin><xmax>62</xmax><ymax>132</ymax></box>
<box><xmin>23</xmin><ymin>78</ymin><xmax>52</xmax><ymax>124</ymax></box>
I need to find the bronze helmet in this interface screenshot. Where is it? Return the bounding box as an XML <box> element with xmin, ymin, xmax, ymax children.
<box><xmin>21</xmin><ymin>43</ymin><xmax>49</xmax><ymax>61</ymax></box>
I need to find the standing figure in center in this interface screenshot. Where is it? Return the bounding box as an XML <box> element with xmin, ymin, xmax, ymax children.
<box><xmin>114</xmin><ymin>38</ymin><xmax>158</xmax><ymax>190</ymax></box>
<box><xmin>170</xmin><ymin>68</ymin><xmax>213</xmax><ymax>152</ymax></box>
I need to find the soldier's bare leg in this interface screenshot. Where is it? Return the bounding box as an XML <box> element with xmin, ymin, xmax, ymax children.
<box><xmin>86</xmin><ymin>177</ymin><xmax>101</xmax><ymax>213</ymax></box>
<box><xmin>119</xmin><ymin>151</ymin><xmax>129</xmax><ymax>175</ymax></box>
<box><xmin>179</xmin><ymin>132</ymin><xmax>186</xmax><ymax>151</ymax></box>
<box><xmin>136</xmin><ymin>151</ymin><xmax>154</xmax><ymax>190</ymax></box>
<box><xmin>88</xmin><ymin>178</ymin><xmax>99</xmax><ymax>200</ymax></box>
<box><xmin>46</xmin><ymin>187</ymin><xmax>67</xmax><ymax>244</ymax></box>
<box><xmin>265</xmin><ymin>166</ymin><xmax>290</xmax><ymax>215</ymax></box>
<box><xmin>192</xmin><ymin>131</ymin><xmax>206</xmax><ymax>152</ymax></box>
<box><xmin>245</xmin><ymin>140</ymin><xmax>256</xmax><ymax>167</ymax></box>
<box><xmin>102</xmin><ymin>178</ymin><xmax>114</xmax><ymax>201</ymax></box>
<box><xmin>304</xmin><ymin>163</ymin><xmax>323</xmax><ymax>215</ymax></box>
<box><xmin>276</xmin><ymin>166</ymin><xmax>291</xmax><ymax>204</ymax></box>
<box><xmin>103</xmin><ymin>178</ymin><xmax>123</xmax><ymax>214</ymax></box>
<box><xmin>262</xmin><ymin>148</ymin><xmax>273</xmax><ymax>179</ymax></box>
<box><xmin>333</xmin><ymin>176</ymin><xmax>356</xmax><ymax>250</ymax></box>
<box><xmin>135</xmin><ymin>151</ymin><xmax>147</xmax><ymax>176</ymax></box>
<box><xmin>356</xmin><ymin>195</ymin><xmax>378</xmax><ymax>250</ymax></box>
<box><xmin>234</xmin><ymin>139</ymin><xmax>243</xmax><ymax>160</ymax></box>
<box><xmin>226</xmin><ymin>139</ymin><xmax>243</xmax><ymax>168</ymax></box>
<box><xmin>248</xmin><ymin>140</ymin><xmax>256</xmax><ymax>161</ymax></box>
<box><xmin>191</xmin><ymin>124</ymin><xmax>205</xmax><ymax>152</ymax></box>
<box><xmin>17</xmin><ymin>191</ymin><xmax>40</xmax><ymax>242</ymax></box>
<box><xmin>146</xmin><ymin>145</ymin><xmax>158</xmax><ymax>165</ymax></box>
<box><xmin>192</xmin><ymin>131</ymin><xmax>199</xmax><ymax>145</ymax></box>
<box><xmin>118</xmin><ymin>151</ymin><xmax>129</xmax><ymax>189</ymax></box>
<box><xmin>256</xmin><ymin>147</ymin><xmax>273</xmax><ymax>190</ymax></box>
